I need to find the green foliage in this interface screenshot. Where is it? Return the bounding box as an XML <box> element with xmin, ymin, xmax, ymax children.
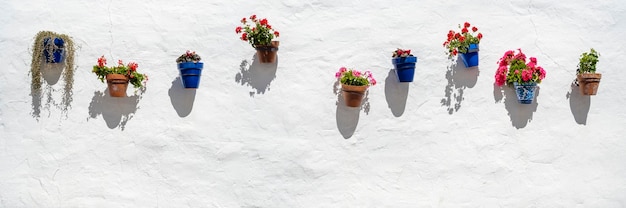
<box><xmin>341</xmin><ymin>71</ymin><xmax>370</xmax><ymax>86</ymax></box>
<box><xmin>578</xmin><ymin>48</ymin><xmax>599</xmax><ymax>74</ymax></box>
<box><xmin>506</xmin><ymin>59</ymin><xmax>527</xmax><ymax>84</ymax></box>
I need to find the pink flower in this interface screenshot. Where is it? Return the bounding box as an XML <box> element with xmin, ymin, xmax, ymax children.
<box><xmin>335</xmin><ymin>71</ymin><xmax>342</xmax><ymax>78</ymax></box>
<box><xmin>352</xmin><ymin>70</ymin><xmax>361</xmax><ymax>77</ymax></box>
<box><xmin>529</xmin><ymin>57</ymin><xmax>537</xmax><ymax>64</ymax></box>
<box><xmin>339</xmin><ymin>67</ymin><xmax>347</xmax><ymax>73</ymax></box>
<box><xmin>370</xmin><ymin>78</ymin><xmax>377</xmax><ymax>86</ymax></box>
<box><xmin>97</xmin><ymin>55</ymin><xmax>106</xmax><ymax>67</ymax></box>
<box><xmin>514</xmin><ymin>48</ymin><xmax>526</xmax><ymax>62</ymax></box>
<box><xmin>522</xmin><ymin>69</ymin><xmax>533</xmax><ymax>82</ymax></box>
<box><xmin>118</xmin><ymin>60</ymin><xmax>123</xmax><ymax>66</ymax></box>
<box><xmin>538</xmin><ymin>66</ymin><xmax>546</xmax><ymax>80</ymax></box>
<box><xmin>494</xmin><ymin>66</ymin><xmax>508</xmax><ymax>86</ymax></box>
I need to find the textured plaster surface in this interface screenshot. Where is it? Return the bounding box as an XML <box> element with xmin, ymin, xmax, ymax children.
<box><xmin>1</xmin><ymin>0</ymin><xmax>626</xmax><ymax>207</ymax></box>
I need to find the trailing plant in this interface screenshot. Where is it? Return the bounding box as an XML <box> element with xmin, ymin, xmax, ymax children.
<box><xmin>93</xmin><ymin>56</ymin><xmax>148</xmax><ymax>88</ymax></box>
<box><xmin>30</xmin><ymin>31</ymin><xmax>77</xmax><ymax>118</ymax></box>
<box><xmin>577</xmin><ymin>48</ymin><xmax>599</xmax><ymax>74</ymax></box>
<box><xmin>235</xmin><ymin>14</ymin><xmax>280</xmax><ymax>47</ymax></box>
<box><xmin>335</xmin><ymin>67</ymin><xmax>377</xmax><ymax>86</ymax></box>
<box><xmin>176</xmin><ymin>50</ymin><xmax>202</xmax><ymax>63</ymax></box>
<box><xmin>443</xmin><ymin>22</ymin><xmax>483</xmax><ymax>57</ymax></box>
<box><xmin>392</xmin><ymin>48</ymin><xmax>413</xmax><ymax>58</ymax></box>
<box><xmin>494</xmin><ymin>49</ymin><xmax>546</xmax><ymax>86</ymax></box>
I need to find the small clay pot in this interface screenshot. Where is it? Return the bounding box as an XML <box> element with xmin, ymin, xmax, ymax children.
<box><xmin>341</xmin><ymin>84</ymin><xmax>368</xmax><ymax>107</ymax></box>
<box><xmin>577</xmin><ymin>73</ymin><xmax>602</xmax><ymax>95</ymax></box>
<box><xmin>106</xmin><ymin>74</ymin><xmax>129</xmax><ymax>97</ymax></box>
<box><xmin>255</xmin><ymin>41</ymin><xmax>279</xmax><ymax>63</ymax></box>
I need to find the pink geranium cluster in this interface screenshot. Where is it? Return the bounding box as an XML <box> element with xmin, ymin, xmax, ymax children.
<box><xmin>335</xmin><ymin>67</ymin><xmax>377</xmax><ymax>86</ymax></box>
<box><xmin>495</xmin><ymin>49</ymin><xmax>546</xmax><ymax>86</ymax></box>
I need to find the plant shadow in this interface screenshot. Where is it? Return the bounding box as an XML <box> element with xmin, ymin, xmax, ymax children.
<box><xmin>440</xmin><ymin>58</ymin><xmax>479</xmax><ymax>114</ymax></box>
<box><xmin>235</xmin><ymin>54</ymin><xmax>278</xmax><ymax>97</ymax></box>
<box><xmin>31</xmin><ymin>62</ymin><xmax>72</xmax><ymax>120</ymax></box>
<box><xmin>168</xmin><ymin>77</ymin><xmax>197</xmax><ymax>117</ymax></box>
<box><xmin>497</xmin><ymin>85</ymin><xmax>540</xmax><ymax>129</ymax></box>
<box><xmin>566</xmin><ymin>81</ymin><xmax>590</xmax><ymax>125</ymax></box>
<box><xmin>333</xmin><ymin>81</ymin><xmax>369</xmax><ymax>139</ymax></box>
<box><xmin>384</xmin><ymin>69</ymin><xmax>410</xmax><ymax>117</ymax></box>
<box><xmin>87</xmin><ymin>88</ymin><xmax>145</xmax><ymax>130</ymax></box>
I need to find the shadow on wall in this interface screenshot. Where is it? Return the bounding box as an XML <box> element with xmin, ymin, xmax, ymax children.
<box><xmin>566</xmin><ymin>82</ymin><xmax>590</xmax><ymax>125</ymax></box>
<box><xmin>333</xmin><ymin>81</ymin><xmax>370</xmax><ymax>139</ymax></box>
<box><xmin>495</xmin><ymin>85</ymin><xmax>539</xmax><ymax>129</ymax></box>
<box><xmin>88</xmin><ymin>88</ymin><xmax>145</xmax><ymax>130</ymax></box>
<box><xmin>384</xmin><ymin>69</ymin><xmax>409</xmax><ymax>117</ymax></box>
<box><xmin>168</xmin><ymin>77</ymin><xmax>197</xmax><ymax>117</ymax></box>
<box><xmin>235</xmin><ymin>54</ymin><xmax>277</xmax><ymax>97</ymax></box>
<box><xmin>31</xmin><ymin>62</ymin><xmax>71</xmax><ymax>120</ymax></box>
<box><xmin>441</xmin><ymin>58</ymin><xmax>479</xmax><ymax>114</ymax></box>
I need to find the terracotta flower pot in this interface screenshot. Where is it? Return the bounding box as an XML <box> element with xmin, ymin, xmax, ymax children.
<box><xmin>577</xmin><ymin>73</ymin><xmax>602</xmax><ymax>95</ymax></box>
<box><xmin>106</xmin><ymin>74</ymin><xmax>129</xmax><ymax>97</ymax></box>
<box><xmin>255</xmin><ymin>41</ymin><xmax>279</xmax><ymax>63</ymax></box>
<box><xmin>341</xmin><ymin>84</ymin><xmax>368</xmax><ymax>107</ymax></box>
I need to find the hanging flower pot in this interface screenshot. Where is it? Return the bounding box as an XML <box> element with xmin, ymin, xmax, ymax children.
<box><xmin>391</xmin><ymin>48</ymin><xmax>417</xmax><ymax>82</ymax></box>
<box><xmin>494</xmin><ymin>49</ymin><xmax>546</xmax><ymax>105</ymax></box>
<box><xmin>176</xmin><ymin>50</ymin><xmax>203</xmax><ymax>88</ymax></box>
<box><xmin>236</xmin><ymin>14</ymin><xmax>281</xmax><ymax>64</ymax></box>
<box><xmin>93</xmin><ymin>55</ymin><xmax>147</xmax><ymax>97</ymax></box>
<box><xmin>106</xmin><ymin>74</ymin><xmax>129</xmax><ymax>97</ymax></box>
<box><xmin>43</xmin><ymin>37</ymin><xmax>65</xmax><ymax>63</ymax></box>
<box><xmin>577</xmin><ymin>73</ymin><xmax>601</xmax><ymax>95</ymax></box>
<box><xmin>443</xmin><ymin>22</ymin><xmax>483</xmax><ymax>68</ymax></box>
<box><xmin>341</xmin><ymin>84</ymin><xmax>368</xmax><ymax>107</ymax></box>
<box><xmin>459</xmin><ymin>44</ymin><xmax>479</xmax><ymax>67</ymax></box>
<box><xmin>576</xmin><ymin>48</ymin><xmax>601</xmax><ymax>95</ymax></box>
<box><xmin>335</xmin><ymin>67</ymin><xmax>377</xmax><ymax>107</ymax></box>
<box><xmin>513</xmin><ymin>82</ymin><xmax>537</xmax><ymax>104</ymax></box>
<box><xmin>255</xmin><ymin>41</ymin><xmax>280</xmax><ymax>63</ymax></box>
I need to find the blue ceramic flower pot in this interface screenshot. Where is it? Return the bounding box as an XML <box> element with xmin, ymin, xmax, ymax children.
<box><xmin>392</xmin><ymin>56</ymin><xmax>417</xmax><ymax>82</ymax></box>
<box><xmin>178</xmin><ymin>62</ymin><xmax>204</xmax><ymax>88</ymax></box>
<box><xmin>513</xmin><ymin>82</ymin><xmax>537</xmax><ymax>104</ymax></box>
<box><xmin>43</xmin><ymin>37</ymin><xmax>65</xmax><ymax>63</ymax></box>
<box><xmin>459</xmin><ymin>44</ymin><xmax>479</xmax><ymax>68</ymax></box>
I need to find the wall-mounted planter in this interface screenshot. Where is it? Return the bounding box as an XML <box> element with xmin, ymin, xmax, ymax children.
<box><xmin>577</xmin><ymin>73</ymin><xmax>601</xmax><ymax>95</ymax></box>
<box><xmin>178</xmin><ymin>62</ymin><xmax>204</xmax><ymax>88</ymax></box>
<box><xmin>255</xmin><ymin>41</ymin><xmax>279</xmax><ymax>63</ymax></box>
<box><xmin>106</xmin><ymin>74</ymin><xmax>129</xmax><ymax>97</ymax></box>
<box><xmin>459</xmin><ymin>44</ymin><xmax>479</xmax><ymax>68</ymax></box>
<box><xmin>513</xmin><ymin>82</ymin><xmax>537</xmax><ymax>104</ymax></box>
<box><xmin>341</xmin><ymin>84</ymin><xmax>368</xmax><ymax>107</ymax></box>
<box><xmin>392</xmin><ymin>56</ymin><xmax>417</xmax><ymax>82</ymax></box>
<box><xmin>43</xmin><ymin>37</ymin><xmax>65</xmax><ymax>63</ymax></box>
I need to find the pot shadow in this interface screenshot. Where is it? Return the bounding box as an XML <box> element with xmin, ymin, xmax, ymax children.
<box><xmin>31</xmin><ymin>61</ymin><xmax>70</xmax><ymax>121</ymax></box>
<box><xmin>87</xmin><ymin>88</ymin><xmax>145</xmax><ymax>130</ymax></box>
<box><xmin>499</xmin><ymin>85</ymin><xmax>540</xmax><ymax>129</ymax></box>
<box><xmin>384</xmin><ymin>69</ymin><xmax>410</xmax><ymax>117</ymax></box>
<box><xmin>440</xmin><ymin>58</ymin><xmax>479</xmax><ymax>114</ymax></box>
<box><xmin>566</xmin><ymin>81</ymin><xmax>590</xmax><ymax>125</ymax></box>
<box><xmin>333</xmin><ymin>81</ymin><xmax>370</xmax><ymax>139</ymax></box>
<box><xmin>235</xmin><ymin>54</ymin><xmax>278</xmax><ymax>97</ymax></box>
<box><xmin>168</xmin><ymin>77</ymin><xmax>197</xmax><ymax>117</ymax></box>
<box><xmin>41</xmin><ymin>62</ymin><xmax>64</xmax><ymax>85</ymax></box>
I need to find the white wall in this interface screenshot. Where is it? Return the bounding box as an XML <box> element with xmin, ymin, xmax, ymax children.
<box><xmin>1</xmin><ymin>0</ymin><xmax>626</xmax><ymax>207</ymax></box>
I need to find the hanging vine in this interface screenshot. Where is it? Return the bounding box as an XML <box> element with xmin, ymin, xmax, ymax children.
<box><xmin>30</xmin><ymin>31</ymin><xmax>77</xmax><ymax>119</ymax></box>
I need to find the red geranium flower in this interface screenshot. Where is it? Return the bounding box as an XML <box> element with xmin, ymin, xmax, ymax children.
<box><xmin>241</xmin><ymin>17</ymin><xmax>246</xmax><ymax>24</ymax></box>
<box><xmin>274</xmin><ymin>31</ymin><xmax>280</xmax><ymax>37</ymax></box>
<box><xmin>477</xmin><ymin>33</ymin><xmax>483</xmax><ymax>39</ymax></box>
<box><xmin>472</xmin><ymin>26</ymin><xmax>478</xmax><ymax>32</ymax></box>
<box><xmin>241</xmin><ymin>33</ymin><xmax>248</xmax><ymax>41</ymax></box>
<box><xmin>464</xmin><ymin>22</ymin><xmax>470</xmax><ymax>28</ymax></box>
<box><xmin>461</xmin><ymin>27</ymin><xmax>469</xmax><ymax>34</ymax></box>
<box><xmin>97</xmin><ymin>55</ymin><xmax>106</xmax><ymax>67</ymax></box>
<box><xmin>235</xmin><ymin>26</ymin><xmax>242</xmax><ymax>34</ymax></box>
<box><xmin>250</xmin><ymin>14</ymin><xmax>256</xmax><ymax>20</ymax></box>
<box><xmin>260</xmin><ymin>18</ymin><xmax>268</xmax><ymax>26</ymax></box>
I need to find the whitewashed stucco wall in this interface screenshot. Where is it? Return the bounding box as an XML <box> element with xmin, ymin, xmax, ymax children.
<box><xmin>1</xmin><ymin>0</ymin><xmax>626</xmax><ymax>207</ymax></box>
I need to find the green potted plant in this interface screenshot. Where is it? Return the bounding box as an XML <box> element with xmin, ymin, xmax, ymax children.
<box><xmin>335</xmin><ymin>67</ymin><xmax>377</xmax><ymax>107</ymax></box>
<box><xmin>176</xmin><ymin>50</ymin><xmax>203</xmax><ymax>88</ymax></box>
<box><xmin>235</xmin><ymin>14</ymin><xmax>280</xmax><ymax>63</ymax></box>
<box><xmin>93</xmin><ymin>55</ymin><xmax>147</xmax><ymax>97</ymax></box>
<box><xmin>576</xmin><ymin>48</ymin><xmax>601</xmax><ymax>95</ymax></box>
<box><xmin>494</xmin><ymin>49</ymin><xmax>546</xmax><ymax>104</ymax></box>
<box><xmin>443</xmin><ymin>22</ymin><xmax>483</xmax><ymax>68</ymax></box>
<box><xmin>30</xmin><ymin>31</ymin><xmax>77</xmax><ymax>116</ymax></box>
